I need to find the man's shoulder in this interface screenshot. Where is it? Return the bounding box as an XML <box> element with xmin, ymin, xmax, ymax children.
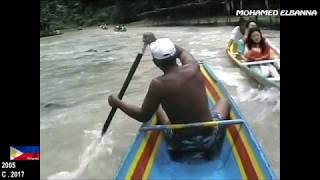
<box><xmin>147</xmin><ymin>78</ymin><xmax>164</xmax><ymax>95</ymax></box>
<box><xmin>150</xmin><ymin>77</ymin><xmax>163</xmax><ymax>88</ymax></box>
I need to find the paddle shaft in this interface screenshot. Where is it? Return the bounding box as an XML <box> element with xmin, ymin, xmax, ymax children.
<box><xmin>140</xmin><ymin>119</ymin><xmax>244</xmax><ymax>132</ymax></box>
<box><xmin>101</xmin><ymin>52</ymin><xmax>144</xmax><ymax>136</ymax></box>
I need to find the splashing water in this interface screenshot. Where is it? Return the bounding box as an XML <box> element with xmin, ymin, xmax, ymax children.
<box><xmin>47</xmin><ymin>131</ymin><xmax>113</xmax><ymax>180</ymax></box>
<box><xmin>212</xmin><ymin>66</ymin><xmax>246</xmax><ymax>87</ymax></box>
<box><xmin>235</xmin><ymin>86</ymin><xmax>280</xmax><ymax>112</ymax></box>
<box><xmin>211</xmin><ymin>66</ymin><xmax>280</xmax><ymax>113</ymax></box>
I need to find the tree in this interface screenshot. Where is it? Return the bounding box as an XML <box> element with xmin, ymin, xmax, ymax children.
<box><xmin>112</xmin><ymin>0</ymin><xmax>134</xmax><ymax>23</ymax></box>
<box><xmin>265</xmin><ymin>0</ymin><xmax>272</xmax><ymax>25</ymax></box>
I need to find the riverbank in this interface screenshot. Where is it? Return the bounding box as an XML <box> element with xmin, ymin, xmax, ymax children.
<box><xmin>40</xmin><ymin>15</ymin><xmax>279</xmax><ymax>38</ymax></box>
<box><xmin>130</xmin><ymin>16</ymin><xmax>280</xmax><ymax>28</ymax></box>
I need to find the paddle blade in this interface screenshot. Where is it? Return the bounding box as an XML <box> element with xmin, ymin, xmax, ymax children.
<box><xmin>101</xmin><ymin>107</ymin><xmax>117</xmax><ymax>136</ymax></box>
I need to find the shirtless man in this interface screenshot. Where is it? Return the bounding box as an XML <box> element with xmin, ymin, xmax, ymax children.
<box><xmin>108</xmin><ymin>33</ymin><xmax>230</xmax><ymax>152</ymax></box>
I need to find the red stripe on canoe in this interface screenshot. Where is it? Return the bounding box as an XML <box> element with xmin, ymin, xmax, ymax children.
<box><xmin>131</xmin><ymin>132</ymin><xmax>160</xmax><ymax>180</ymax></box>
<box><xmin>203</xmin><ymin>72</ymin><xmax>258</xmax><ymax>179</ymax></box>
<box><xmin>229</xmin><ymin>126</ymin><xmax>259</xmax><ymax>179</ymax></box>
<box><xmin>203</xmin><ymin>77</ymin><xmax>221</xmax><ymax>102</ymax></box>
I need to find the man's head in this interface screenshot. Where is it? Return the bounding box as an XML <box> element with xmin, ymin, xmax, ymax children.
<box><xmin>149</xmin><ymin>38</ymin><xmax>177</xmax><ymax>71</ymax></box>
<box><xmin>246</xmin><ymin>20</ymin><xmax>257</xmax><ymax>29</ymax></box>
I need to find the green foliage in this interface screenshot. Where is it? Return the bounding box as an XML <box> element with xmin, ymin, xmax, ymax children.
<box><xmin>111</xmin><ymin>0</ymin><xmax>135</xmax><ymax>23</ymax></box>
<box><xmin>40</xmin><ymin>0</ymin><xmax>280</xmax><ymax>33</ymax></box>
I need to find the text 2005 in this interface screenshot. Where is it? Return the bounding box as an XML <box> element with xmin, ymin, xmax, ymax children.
<box><xmin>2</xmin><ymin>162</ymin><xmax>16</xmax><ymax>169</ymax></box>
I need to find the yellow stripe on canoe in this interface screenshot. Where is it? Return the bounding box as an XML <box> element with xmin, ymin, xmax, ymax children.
<box><xmin>142</xmin><ymin>134</ymin><xmax>163</xmax><ymax>180</ymax></box>
<box><xmin>201</xmin><ymin>64</ymin><xmax>265</xmax><ymax>179</ymax></box>
<box><xmin>237</xmin><ymin>124</ymin><xmax>266</xmax><ymax>179</ymax></box>
<box><xmin>227</xmin><ymin>129</ymin><xmax>248</xmax><ymax>179</ymax></box>
<box><xmin>206</xmin><ymin>87</ymin><xmax>247</xmax><ymax>179</ymax></box>
<box><xmin>125</xmin><ymin>117</ymin><xmax>157</xmax><ymax>180</ymax></box>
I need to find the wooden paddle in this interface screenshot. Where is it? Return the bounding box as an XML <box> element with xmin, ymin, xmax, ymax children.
<box><xmin>101</xmin><ymin>44</ymin><xmax>147</xmax><ymax>137</ymax></box>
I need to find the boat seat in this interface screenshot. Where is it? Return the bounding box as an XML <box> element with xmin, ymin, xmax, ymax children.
<box><xmin>267</xmin><ymin>77</ymin><xmax>280</xmax><ymax>81</ymax></box>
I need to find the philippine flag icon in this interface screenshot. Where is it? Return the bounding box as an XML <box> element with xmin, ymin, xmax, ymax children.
<box><xmin>10</xmin><ymin>146</ymin><xmax>40</xmax><ymax>160</ymax></box>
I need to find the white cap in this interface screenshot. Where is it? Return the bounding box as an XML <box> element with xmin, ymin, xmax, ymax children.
<box><xmin>149</xmin><ymin>38</ymin><xmax>176</xmax><ymax>60</ymax></box>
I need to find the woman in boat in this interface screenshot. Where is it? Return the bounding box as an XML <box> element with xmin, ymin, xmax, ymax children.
<box><xmin>238</xmin><ymin>20</ymin><xmax>257</xmax><ymax>54</ymax></box>
<box><xmin>241</xmin><ymin>27</ymin><xmax>280</xmax><ymax>77</ymax></box>
<box><xmin>243</xmin><ymin>27</ymin><xmax>271</xmax><ymax>61</ymax></box>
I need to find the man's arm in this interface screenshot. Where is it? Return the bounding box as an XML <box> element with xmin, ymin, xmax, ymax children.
<box><xmin>175</xmin><ymin>45</ymin><xmax>198</xmax><ymax>65</ymax></box>
<box><xmin>108</xmin><ymin>79</ymin><xmax>161</xmax><ymax>123</ymax></box>
<box><xmin>156</xmin><ymin>105</ymin><xmax>171</xmax><ymax>125</ymax></box>
<box><xmin>266</xmin><ymin>38</ymin><xmax>280</xmax><ymax>54</ymax></box>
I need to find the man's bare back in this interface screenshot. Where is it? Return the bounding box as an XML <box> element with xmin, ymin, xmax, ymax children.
<box><xmin>108</xmin><ymin>35</ymin><xmax>230</xmax><ymax>155</ymax></box>
<box><xmin>154</xmin><ymin>63</ymin><xmax>212</xmax><ymax>125</ymax></box>
<box><xmin>108</xmin><ymin>36</ymin><xmax>229</xmax><ymax>135</ymax></box>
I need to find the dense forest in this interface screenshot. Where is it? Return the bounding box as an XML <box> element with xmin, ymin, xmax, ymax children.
<box><xmin>40</xmin><ymin>0</ymin><xmax>280</xmax><ymax>36</ymax></box>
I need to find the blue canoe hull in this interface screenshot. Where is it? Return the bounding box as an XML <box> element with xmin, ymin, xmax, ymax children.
<box><xmin>115</xmin><ymin>63</ymin><xmax>276</xmax><ymax>180</ymax></box>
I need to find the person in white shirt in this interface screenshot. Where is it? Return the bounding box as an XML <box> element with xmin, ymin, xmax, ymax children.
<box><xmin>227</xmin><ymin>18</ymin><xmax>246</xmax><ymax>52</ymax></box>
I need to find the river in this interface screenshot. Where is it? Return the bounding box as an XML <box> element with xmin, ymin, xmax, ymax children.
<box><xmin>40</xmin><ymin>26</ymin><xmax>280</xmax><ymax>179</ymax></box>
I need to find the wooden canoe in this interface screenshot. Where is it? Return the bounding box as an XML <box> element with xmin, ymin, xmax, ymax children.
<box><xmin>115</xmin><ymin>63</ymin><xmax>276</xmax><ymax>180</ymax></box>
<box><xmin>226</xmin><ymin>42</ymin><xmax>280</xmax><ymax>89</ymax></box>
